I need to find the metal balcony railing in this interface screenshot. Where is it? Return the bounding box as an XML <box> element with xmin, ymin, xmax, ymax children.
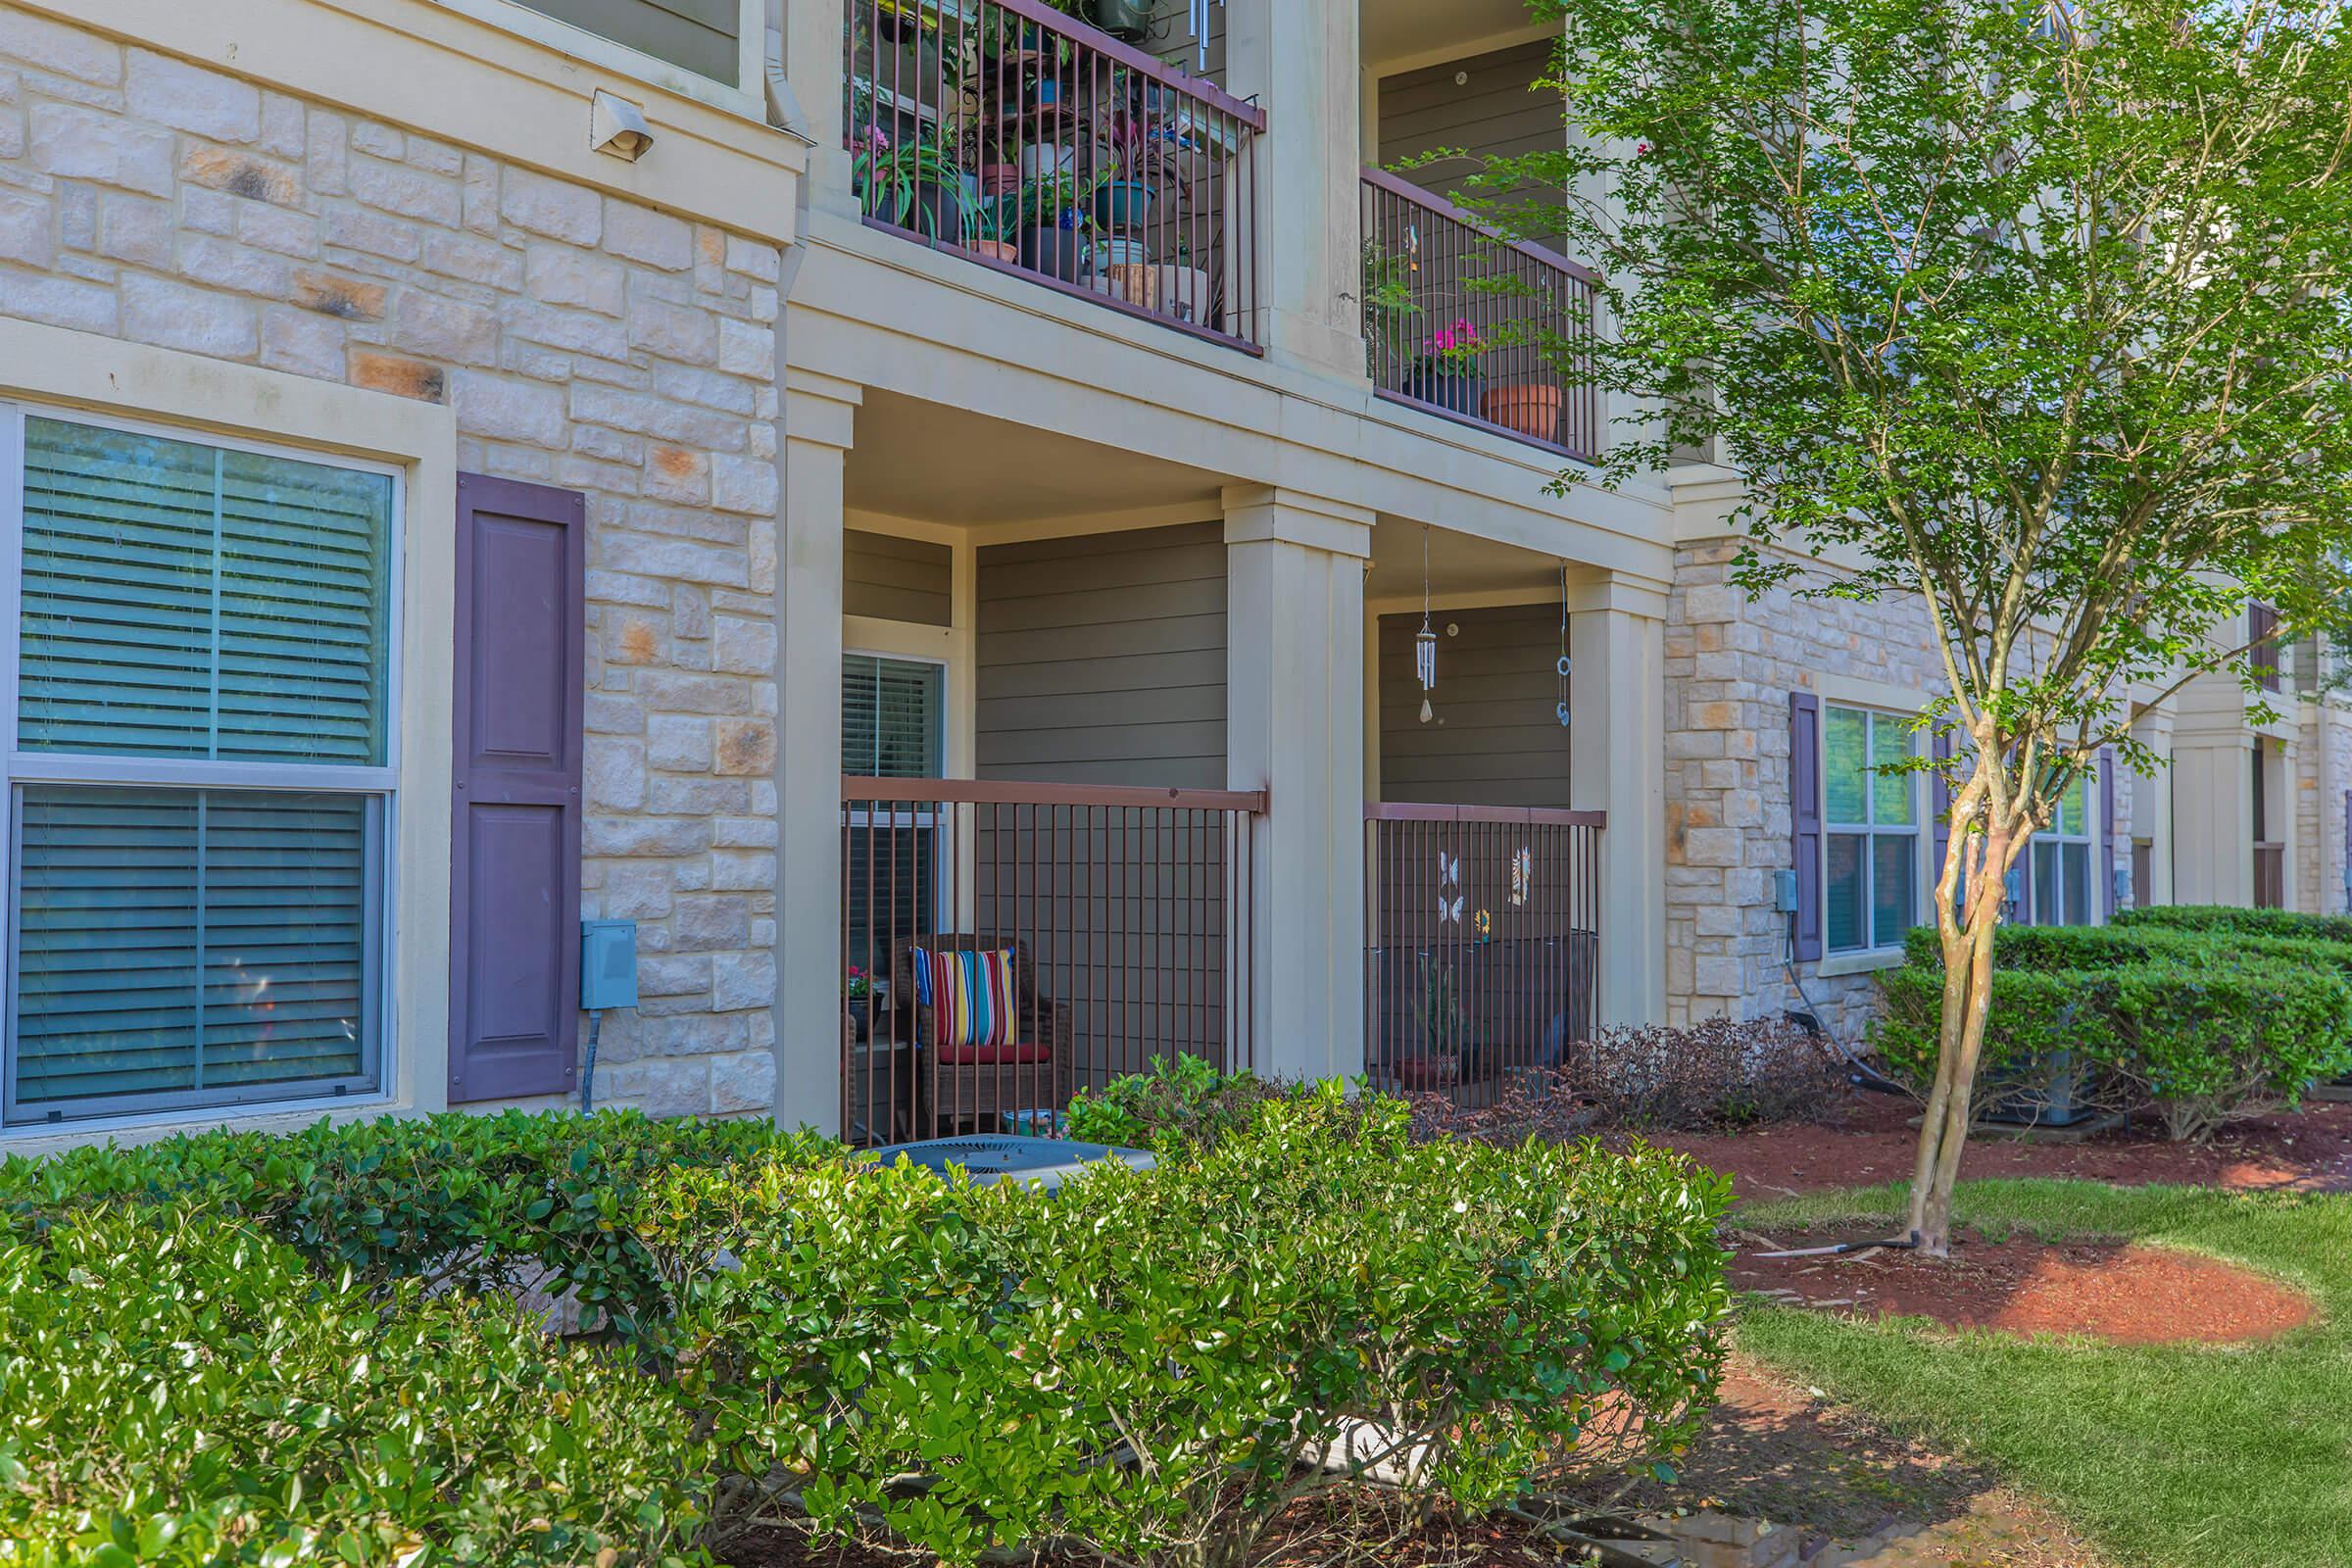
<box><xmin>846</xmin><ymin>0</ymin><xmax>1264</xmax><ymax>351</ymax></box>
<box><xmin>1363</xmin><ymin>802</ymin><xmax>1603</xmax><ymax>1107</ymax></box>
<box><xmin>842</xmin><ymin>775</ymin><xmax>1264</xmax><ymax>1144</ymax></box>
<box><xmin>1360</xmin><ymin>168</ymin><xmax>1601</xmax><ymax>461</ymax></box>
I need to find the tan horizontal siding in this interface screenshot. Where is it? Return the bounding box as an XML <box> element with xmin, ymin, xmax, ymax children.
<box><xmin>1377</xmin><ymin>604</ymin><xmax>1571</xmax><ymax>808</ymax></box>
<box><xmin>845</xmin><ymin>529</ymin><xmax>953</xmax><ymax>627</ymax></box>
<box><xmin>977</xmin><ymin>522</ymin><xmax>1226</xmax><ymax>790</ymax></box>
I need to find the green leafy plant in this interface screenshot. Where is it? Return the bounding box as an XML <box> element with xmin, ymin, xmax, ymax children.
<box><xmin>852</xmin><ymin>128</ymin><xmax>980</xmax><ymax>241</ymax></box>
<box><xmin>1063</xmin><ymin>1053</ymin><xmax>1294</xmax><ymax>1149</ymax></box>
<box><xmin>0</xmin><ymin>1203</ymin><xmax>717</xmax><ymax>1566</ymax></box>
<box><xmin>662</xmin><ymin>1086</ymin><xmax>1733</xmax><ymax>1568</ymax></box>
<box><xmin>0</xmin><ymin>1109</ymin><xmax>838</xmax><ymax>1343</ymax></box>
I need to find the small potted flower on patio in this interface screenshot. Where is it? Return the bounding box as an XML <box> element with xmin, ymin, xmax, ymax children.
<box><xmin>1404</xmin><ymin>318</ymin><xmax>1484</xmax><ymax>416</ymax></box>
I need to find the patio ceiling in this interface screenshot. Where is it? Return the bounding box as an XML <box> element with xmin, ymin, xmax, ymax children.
<box><xmin>1364</xmin><ymin>515</ymin><xmax>1572</xmax><ymax>606</ymax></box>
<box><xmin>843</xmin><ymin>390</ymin><xmax>1227</xmax><ymax>529</ymax></box>
<box><xmin>1360</xmin><ymin>0</ymin><xmax>1550</xmax><ymax>74</ymax></box>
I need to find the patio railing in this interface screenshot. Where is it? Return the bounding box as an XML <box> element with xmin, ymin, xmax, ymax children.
<box><xmin>2255</xmin><ymin>839</ymin><xmax>2286</xmax><ymax>909</ymax></box>
<box><xmin>842</xmin><ymin>775</ymin><xmax>1264</xmax><ymax>1144</ymax></box>
<box><xmin>1363</xmin><ymin>802</ymin><xmax>1603</xmax><ymax>1106</ymax></box>
<box><xmin>845</xmin><ymin>0</ymin><xmax>1264</xmax><ymax>351</ymax></box>
<box><xmin>1360</xmin><ymin>168</ymin><xmax>1601</xmax><ymax>461</ymax></box>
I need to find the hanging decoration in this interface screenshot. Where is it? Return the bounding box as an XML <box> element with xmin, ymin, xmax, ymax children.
<box><xmin>1188</xmin><ymin>0</ymin><xmax>1224</xmax><ymax>72</ymax></box>
<box><xmin>1417</xmin><ymin>527</ymin><xmax>1438</xmax><ymax>723</ymax></box>
<box><xmin>1437</xmin><ymin>851</ymin><xmax>1462</xmax><ymax>925</ymax></box>
<box><xmin>1554</xmin><ymin>564</ymin><xmax>1572</xmax><ymax>728</ymax></box>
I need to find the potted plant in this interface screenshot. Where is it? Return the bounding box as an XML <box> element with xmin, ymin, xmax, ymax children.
<box><xmin>1403</xmin><ymin>318</ymin><xmax>1485</xmax><ymax>415</ymax></box>
<box><xmin>1085</xmin><ymin>0</ymin><xmax>1152</xmax><ymax>38</ymax></box>
<box><xmin>971</xmin><ymin>194</ymin><xmax>1020</xmax><ymax>265</ymax></box>
<box><xmin>1014</xmin><ymin>171</ymin><xmax>1098</xmax><ymax>282</ymax></box>
<box><xmin>854</xmin><ymin>127</ymin><xmax>979</xmax><ymax>245</ymax></box>
<box><xmin>1480</xmin><ymin>379</ymin><xmax>1565</xmax><ymax>441</ymax></box>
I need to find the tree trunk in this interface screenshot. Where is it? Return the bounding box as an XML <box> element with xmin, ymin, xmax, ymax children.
<box><xmin>1906</xmin><ymin>798</ymin><xmax>2022</xmax><ymax>1256</ymax></box>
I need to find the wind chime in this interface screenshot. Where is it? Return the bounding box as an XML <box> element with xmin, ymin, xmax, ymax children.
<box><xmin>1416</xmin><ymin>527</ymin><xmax>1438</xmax><ymax>723</ymax></box>
<box><xmin>1555</xmin><ymin>564</ymin><xmax>1572</xmax><ymax>729</ymax></box>
<box><xmin>1187</xmin><ymin>0</ymin><xmax>1224</xmax><ymax>71</ymax></box>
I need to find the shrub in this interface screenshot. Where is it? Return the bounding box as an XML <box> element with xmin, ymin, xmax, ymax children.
<box><xmin>662</xmin><ymin>1087</ymin><xmax>1733</xmax><ymax>1568</ymax></box>
<box><xmin>1410</xmin><ymin>1017</ymin><xmax>1848</xmax><ymax>1144</ymax></box>
<box><xmin>1871</xmin><ymin>944</ymin><xmax>2352</xmax><ymax>1138</ymax></box>
<box><xmin>0</xmin><ymin>1202</ymin><xmax>716</xmax><ymax>1566</ymax></box>
<box><xmin>2119</xmin><ymin>905</ymin><xmax>2352</xmax><ymax>946</ymax></box>
<box><xmin>1870</xmin><ymin>962</ymin><xmax>2125</xmax><ymax>1125</ymax></box>
<box><xmin>1063</xmin><ymin>1053</ymin><xmax>1302</xmax><ymax>1149</ymax></box>
<box><xmin>0</xmin><ymin>1109</ymin><xmax>837</xmax><ymax>1341</ymax></box>
<box><xmin>2108</xmin><ymin>957</ymin><xmax>2352</xmax><ymax>1140</ymax></box>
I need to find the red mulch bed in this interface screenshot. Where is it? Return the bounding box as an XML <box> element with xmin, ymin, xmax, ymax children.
<box><xmin>1648</xmin><ymin>1091</ymin><xmax>2352</xmax><ymax>1200</ymax></box>
<box><xmin>1731</xmin><ymin>1224</ymin><xmax>2314</xmax><ymax>1345</ymax></box>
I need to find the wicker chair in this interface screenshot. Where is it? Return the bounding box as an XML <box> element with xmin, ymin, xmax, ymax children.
<box><xmin>890</xmin><ymin>935</ymin><xmax>1074</xmax><ymax>1135</ymax></box>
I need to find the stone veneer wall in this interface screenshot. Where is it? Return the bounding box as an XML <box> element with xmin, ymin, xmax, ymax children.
<box><xmin>1664</xmin><ymin>540</ymin><xmax>2135</xmax><ymax>1044</ymax></box>
<box><xmin>0</xmin><ymin>8</ymin><xmax>783</xmax><ymax>1118</ymax></box>
<box><xmin>2298</xmin><ymin>704</ymin><xmax>2352</xmax><ymax>917</ymax></box>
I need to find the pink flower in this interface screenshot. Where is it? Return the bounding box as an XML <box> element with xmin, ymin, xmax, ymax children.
<box><xmin>1426</xmin><ymin>318</ymin><xmax>1480</xmax><ymax>355</ymax></box>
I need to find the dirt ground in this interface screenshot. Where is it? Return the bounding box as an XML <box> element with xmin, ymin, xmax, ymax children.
<box><xmin>1648</xmin><ymin>1090</ymin><xmax>2352</xmax><ymax>1200</ymax></box>
<box><xmin>1729</xmin><ymin>1223</ymin><xmax>2313</xmax><ymax>1345</ymax></box>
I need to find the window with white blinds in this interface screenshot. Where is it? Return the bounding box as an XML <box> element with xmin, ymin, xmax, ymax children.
<box><xmin>1</xmin><ymin>411</ymin><xmax>398</xmax><ymax>1127</ymax></box>
<box><xmin>842</xmin><ymin>654</ymin><xmax>943</xmax><ymax>977</ymax></box>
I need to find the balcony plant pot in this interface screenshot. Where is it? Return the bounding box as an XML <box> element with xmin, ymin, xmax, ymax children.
<box><xmin>979</xmin><ymin>162</ymin><xmax>1022</xmax><ymax>198</ymax></box>
<box><xmin>1020</xmin><ymin>142</ymin><xmax>1077</xmax><ymax>180</ymax></box>
<box><xmin>906</xmin><ymin>180</ymin><xmax>962</xmax><ymax>243</ymax></box>
<box><xmin>1092</xmin><ymin>177</ymin><xmax>1157</xmax><ymax>229</ymax></box>
<box><xmin>1401</xmin><ymin>368</ymin><xmax>1483</xmax><ymax>416</ymax></box>
<box><xmin>1154</xmin><ymin>263</ymin><xmax>1214</xmax><ymax>327</ymax></box>
<box><xmin>1020</xmin><ymin>223</ymin><xmax>1084</xmax><ymax>282</ymax></box>
<box><xmin>1085</xmin><ymin>0</ymin><xmax>1152</xmax><ymax>39</ymax></box>
<box><xmin>1480</xmin><ymin>382</ymin><xmax>1563</xmax><ymax>441</ymax></box>
<box><xmin>973</xmin><ymin>238</ymin><xmax>1020</xmax><ymax>264</ymax></box>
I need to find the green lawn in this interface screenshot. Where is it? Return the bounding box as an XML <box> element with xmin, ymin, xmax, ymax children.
<box><xmin>1734</xmin><ymin>1180</ymin><xmax>2352</xmax><ymax>1568</ymax></box>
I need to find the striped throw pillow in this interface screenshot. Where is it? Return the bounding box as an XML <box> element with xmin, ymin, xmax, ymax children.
<box><xmin>930</xmin><ymin>949</ymin><xmax>1018</xmax><ymax>1051</ymax></box>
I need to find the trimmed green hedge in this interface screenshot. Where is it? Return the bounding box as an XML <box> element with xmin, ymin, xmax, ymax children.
<box><xmin>663</xmin><ymin>1086</ymin><xmax>1733</xmax><ymax>1567</ymax></box>
<box><xmin>0</xmin><ymin>1109</ymin><xmax>837</xmax><ymax>1342</ymax></box>
<box><xmin>1876</xmin><ymin>924</ymin><xmax>2352</xmax><ymax>1139</ymax></box>
<box><xmin>2119</xmin><ymin>904</ymin><xmax>2352</xmax><ymax>945</ymax></box>
<box><xmin>0</xmin><ymin>1203</ymin><xmax>717</xmax><ymax>1566</ymax></box>
<box><xmin>0</xmin><ymin>1098</ymin><xmax>1734</xmax><ymax>1567</ymax></box>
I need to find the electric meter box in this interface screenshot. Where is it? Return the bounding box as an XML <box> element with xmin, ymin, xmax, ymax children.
<box><xmin>580</xmin><ymin>919</ymin><xmax>638</xmax><ymax>1011</ymax></box>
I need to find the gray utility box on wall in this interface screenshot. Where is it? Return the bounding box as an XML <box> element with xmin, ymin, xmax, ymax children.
<box><xmin>581</xmin><ymin>919</ymin><xmax>638</xmax><ymax>1010</ymax></box>
<box><xmin>866</xmin><ymin>1136</ymin><xmax>1153</xmax><ymax>1193</ymax></box>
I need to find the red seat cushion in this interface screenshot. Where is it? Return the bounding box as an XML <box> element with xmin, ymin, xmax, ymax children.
<box><xmin>1393</xmin><ymin>1054</ymin><xmax>1456</xmax><ymax>1093</ymax></box>
<box><xmin>935</xmin><ymin>1041</ymin><xmax>1054</xmax><ymax>1066</ymax></box>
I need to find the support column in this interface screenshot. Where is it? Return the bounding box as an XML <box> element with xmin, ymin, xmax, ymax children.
<box><xmin>773</xmin><ymin>368</ymin><xmax>860</xmax><ymax>1134</ymax></box>
<box><xmin>1224</xmin><ymin>486</ymin><xmax>1373</xmax><ymax>1083</ymax></box>
<box><xmin>1568</xmin><ymin>574</ymin><xmax>1668</xmax><ymax>1027</ymax></box>
<box><xmin>1224</xmin><ymin>0</ymin><xmax>1364</xmax><ymax>376</ymax></box>
<box><xmin>782</xmin><ymin>0</ymin><xmax>849</xmax><ymax>204</ymax></box>
<box><xmin>2129</xmin><ymin>706</ymin><xmax>2176</xmax><ymax>908</ymax></box>
<box><xmin>2170</xmin><ymin>672</ymin><xmax>2253</xmax><ymax>906</ymax></box>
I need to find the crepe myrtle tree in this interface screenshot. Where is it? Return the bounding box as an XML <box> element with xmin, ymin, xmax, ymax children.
<box><xmin>1446</xmin><ymin>0</ymin><xmax>2352</xmax><ymax>1250</ymax></box>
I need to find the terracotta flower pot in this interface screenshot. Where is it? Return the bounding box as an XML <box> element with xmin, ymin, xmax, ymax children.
<box><xmin>973</xmin><ymin>239</ymin><xmax>1019</xmax><ymax>264</ymax></box>
<box><xmin>1480</xmin><ymin>382</ymin><xmax>1564</xmax><ymax>440</ymax></box>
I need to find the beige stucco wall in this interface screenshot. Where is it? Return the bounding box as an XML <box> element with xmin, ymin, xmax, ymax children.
<box><xmin>0</xmin><ymin>3</ymin><xmax>794</xmax><ymax>1140</ymax></box>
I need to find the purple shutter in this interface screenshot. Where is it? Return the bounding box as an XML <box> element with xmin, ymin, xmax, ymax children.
<box><xmin>2099</xmin><ymin>746</ymin><xmax>2118</xmax><ymax>920</ymax></box>
<box><xmin>1931</xmin><ymin>728</ymin><xmax>1953</xmax><ymax>911</ymax></box>
<box><xmin>1789</xmin><ymin>691</ymin><xmax>1823</xmax><ymax>960</ymax></box>
<box><xmin>449</xmin><ymin>474</ymin><xmax>585</xmax><ymax>1103</ymax></box>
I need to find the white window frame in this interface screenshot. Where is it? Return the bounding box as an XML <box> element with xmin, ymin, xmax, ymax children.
<box><xmin>1822</xmin><ymin>702</ymin><xmax>1922</xmax><ymax>959</ymax></box>
<box><xmin>842</xmin><ymin>647</ymin><xmax>951</xmax><ymax>982</ymax></box>
<box><xmin>427</xmin><ymin>0</ymin><xmax>767</xmax><ymax>114</ymax></box>
<box><xmin>0</xmin><ymin>402</ymin><xmax>405</xmax><ymax>1128</ymax></box>
<box><xmin>2027</xmin><ymin>771</ymin><xmax>2096</xmax><ymax>927</ymax></box>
